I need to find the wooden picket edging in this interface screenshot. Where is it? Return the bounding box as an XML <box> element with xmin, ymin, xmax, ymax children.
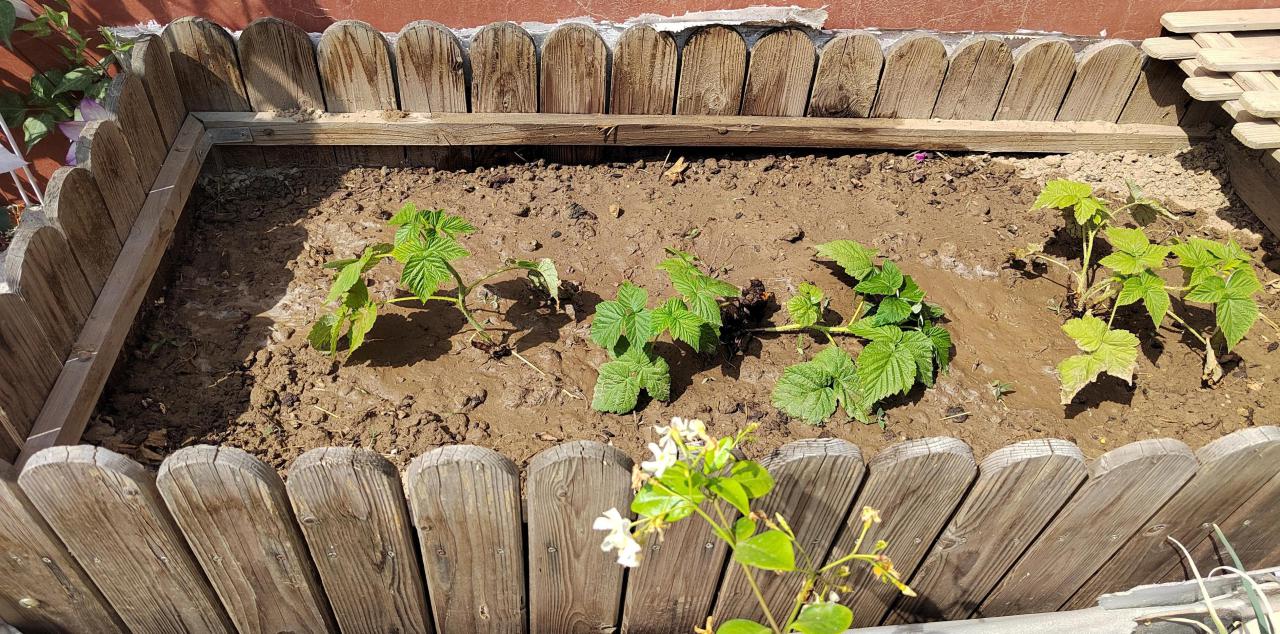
<box><xmin>1</xmin><ymin>430</ymin><xmax>1279</xmax><ymax>632</ymax></box>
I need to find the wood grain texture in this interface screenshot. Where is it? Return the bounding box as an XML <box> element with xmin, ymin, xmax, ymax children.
<box><xmin>1185</xmin><ymin>75</ymin><xmax>1243</xmax><ymax>100</ymax></box>
<box><xmin>676</xmin><ymin>25</ymin><xmax>748</xmax><ymax>115</ymax></box>
<box><xmin>741</xmin><ymin>28</ymin><xmax>817</xmax><ymax>117</ymax></box>
<box><xmin>871</xmin><ymin>34</ymin><xmax>948</xmax><ymax>118</ymax></box>
<box><xmin>0</xmin><ymin>459</ymin><xmax>127</xmax><ymax>633</ymax></box>
<box><xmin>1162</xmin><ymin>8</ymin><xmax>1280</xmax><ymax>32</ymax></box>
<box><xmin>238</xmin><ymin>17</ymin><xmax>325</xmax><ymax>111</ymax></box>
<box><xmin>1142</xmin><ymin>35</ymin><xmax>1199</xmax><ymax>60</ymax></box>
<box><xmin>1221</xmin><ymin>144</ymin><xmax>1280</xmax><ymax>237</ymax></box>
<box><xmin>540</xmin><ymin>23</ymin><xmax>608</xmax><ymax>163</ymax></box>
<box><xmin>1198</xmin><ymin>48</ymin><xmax>1280</xmax><ymax>72</ymax></box>
<box><xmin>1241</xmin><ymin>90</ymin><xmax>1280</xmax><ymax>117</ymax></box>
<box><xmin>610</xmin><ymin>25</ymin><xmax>677</xmax><ymax>115</ymax></box>
<box><xmin>104</xmin><ymin>73</ymin><xmax>167</xmax><ymax>186</ymax></box>
<box><xmin>1067</xmin><ymin>427</ymin><xmax>1280</xmax><ymax>608</ymax></box>
<box><xmin>197</xmin><ymin>111</ymin><xmax>1205</xmax><ymax>154</ymax></box>
<box><xmin>621</xmin><ymin>500</ymin><xmax>729</xmax><ymax>633</ymax></box>
<box><xmin>124</xmin><ymin>34</ymin><xmax>185</xmax><ymax>144</ymax></box>
<box><xmin>980</xmin><ymin>438</ymin><xmax>1197</xmax><ymax>616</ymax></box>
<box><xmin>286</xmin><ymin>447</ymin><xmax>431</xmax><ymax>634</ymax></box>
<box><xmin>18</xmin><ymin>119</ymin><xmax>210</xmax><ymax>464</ymax></box>
<box><xmin>42</xmin><ymin>167</ymin><xmax>121</xmax><ymax>295</ymax></box>
<box><xmin>886</xmin><ymin>439</ymin><xmax>1087</xmax><ymax>623</ymax></box>
<box><xmin>406</xmin><ymin>445</ymin><xmax>525</xmax><ymax>634</ymax></box>
<box><xmin>996</xmin><ymin>37</ymin><xmax>1076</xmax><ymax>121</ymax></box>
<box><xmin>157</xmin><ymin>445</ymin><xmax>336</xmax><ymax>633</ymax></box>
<box><xmin>1234</xmin><ymin>121</ymin><xmax>1280</xmax><ymax>149</ymax></box>
<box><xmin>833</xmin><ymin>438</ymin><xmax>977</xmax><ymax>627</ymax></box>
<box><xmin>932</xmin><ymin>35</ymin><xmax>1013</xmax><ymax>121</ymax></box>
<box><xmin>712</xmin><ymin>438</ymin><xmax>865</xmax><ymax>623</ymax></box>
<box><xmin>527</xmin><ymin>441</ymin><xmax>633</xmax><ymax>634</ymax></box>
<box><xmin>3</xmin><ymin>216</ymin><xmax>94</xmax><ymax>357</ymax></box>
<box><xmin>19</xmin><ymin>446</ymin><xmax>232</xmax><ymax>633</ymax></box>
<box><xmin>317</xmin><ymin>20</ymin><xmax>403</xmax><ymax>166</ymax></box>
<box><xmin>807</xmin><ymin>31</ymin><xmax>883</xmax><ymax>117</ymax></box>
<box><xmin>161</xmin><ymin>16</ymin><xmax>250</xmax><ymax>112</ymax></box>
<box><xmin>396</xmin><ymin>21</ymin><xmax>471</xmax><ymax>169</ymax></box>
<box><xmin>471</xmin><ymin>22</ymin><xmax>537</xmax><ymax>114</ymax></box>
<box><xmin>1191</xmin><ymin>467</ymin><xmax>1280</xmax><ymax>572</ymax></box>
<box><xmin>74</xmin><ymin>119</ymin><xmax>144</xmax><ymax>240</ymax></box>
<box><xmin>0</xmin><ymin>293</ymin><xmax>61</xmax><ymax>456</ymax></box>
<box><xmin>1057</xmin><ymin>41</ymin><xmax>1144</xmax><ymax>122</ymax></box>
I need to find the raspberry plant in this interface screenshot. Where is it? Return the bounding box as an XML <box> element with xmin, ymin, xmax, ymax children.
<box><xmin>765</xmin><ymin>241</ymin><xmax>952</xmax><ymax>424</ymax></box>
<box><xmin>595</xmin><ymin>419</ymin><xmax>914</xmax><ymax>634</ymax></box>
<box><xmin>1018</xmin><ymin>179</ymin><xmax>1273</xmax><ymax>403</ymax></box>
<box><xmin>590</xmin><ymin>249</ymin><xmax>738</xmax><ymax>413</ymax></box>
<box><xmin>309</xmin><ymin>203</ymin><xmax>560</xmax><ymax>356</ymax></box>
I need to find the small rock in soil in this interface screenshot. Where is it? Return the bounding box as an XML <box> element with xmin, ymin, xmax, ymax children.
<box><xmin>609</xmin><ymin>203</ymin><xmax>622</xmax><ymax>218</ymax></box>
<box><xmin>520</xmin><ymin>239</ymin><xmax>541</xmax><ymax>252</ymax></box>
<box><xmin>566</xmin><ymin>202</ymin><xmax>597</xmax><ymax>222</ymax></box>
<box><xmin>486</xmin><ymin>173</ymin><xmax>515</xmax><ymax>188</ymax></box>
<box><xmin>779</xmin><ymin>224</ymin><xmax>805</xmax><ymax>243</ymax></box>
<box><xmin>944</xmin><ymin>406</ymin><xmax>969</xmax><ymax>423</ymax></box>
<box><xmin>551</xmin><ymin>230</ymin><xmax>562</xmax><ymax>238</ymax></box>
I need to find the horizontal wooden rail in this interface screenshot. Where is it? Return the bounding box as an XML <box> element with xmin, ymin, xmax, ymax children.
<box><xmin>194</xmin><ymin>111</ymin><xmax>1209</xmax><ymax>154</ymax></box>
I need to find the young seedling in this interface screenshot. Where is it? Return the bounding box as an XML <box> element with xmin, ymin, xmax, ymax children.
<box><xmin>1018</xmin><ymin>179</ymin><xmax>1274</xmax><ymax>403</ymax></box>
<box><xmin>595</xmin><ymin>420</ymin><xmax>914</xmax><ymax>634</ymax></box>
<box><xmin>762</xmin><ymin>241</ymin><xmax>952</xmax><ymax>425</ymax></box>
<box><xmin>590</xmin><ymin>249</ymin><xmax>738</xmax><ymax>413</ymax></box>
<box><xmin>309</xmin><ymin>203</ymin><xmax>560</xmax><ymax>364</ymax></box>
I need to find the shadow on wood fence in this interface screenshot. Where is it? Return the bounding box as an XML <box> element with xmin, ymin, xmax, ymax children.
<box><xmin>2</xmin><ymin>429</ymin><xmax>1280</xmax><ymax>632</ymax></box>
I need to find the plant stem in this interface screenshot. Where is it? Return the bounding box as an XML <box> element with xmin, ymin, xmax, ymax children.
<box><xmin>1165</xmin><ymin>310</ymin><xmax>1210</xmax><ymax>347</ymax></box>
<box><xmin>739</xmin><ymin>562</ymin><xmax>784</xmax><ymax>634</ymax></box>
<box><xmin>444</xmin><ymin>261</ymin><xmax>497</xmax><ymax>344</ymax></box>
<box><xmin>468</xmin><ymin>265</ymin><xmax>523</xmax><ymax>290</ymax></box>
<box><xmin>384</xmin><ymin>295</ymin><xmax>457</xmax><ymax>304</ymax></box>
<box><xmin>1079</xmin><ymin>228</ymin><xmax>1098</xmax><ymax>301</ymax></box>
<box><xmin>784</xmin><ymin>576</ymin><xmax>817</xmax><ymax>628</ymax></box>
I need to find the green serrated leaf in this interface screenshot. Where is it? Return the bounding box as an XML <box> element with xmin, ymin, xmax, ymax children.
<box><xmin>899</xmin><ymin>329</ymin><xmax>935</xmax><ymax>387</ymax></box>
<box><xmin>786</xmin><ymin>283</ymin><xmax>824</xmax><ymax>327</ymax></box>
<box><xmin>854</xmin><ymin>261</ymin><xmax>904</xmax><ymax>296</ymax></box>
<box><xmin>1058</xmin><ymin>317</ymin><xmax>1139</xmax><ymax>404</ymax></box>
<box><xmin>857</xmin><ymin>332</ymin><xmax>917</xmax><ymax>404</ymax></box>
<box><xmin>652</xmin><ymin>297</ymin><xmax>713</xmax><ymax>352</ymax></box>
<box><xmin>1116</xmin><ymin>271</ymin><xmax>1169</xmax><ymax>327</ymax></box>
<box><xmin>347</xmin><ymin>302</ymin><xmax>378</xmax><ymax>352</ymax></box>
<box><xmin>308</xmin><ymin>313</ymin><xmax>341</xmax><ymax>353</ymax></box>
<box><xmin>1126</xmin><ymin>179</ymin><xmax>1172</xmax><ymax>225</ymax></box>
<box><xmin>1034</xmin><ymin>179</ymin><xmax>1094</xmax><ymax>210</ymax></box>
<box><xmin>872</xmin><ymin>296</ymin><xmax>912</xmax><ymax>326</ymax></box>
<box><xmin>591</xmin><ymin>283</ymin><xmax>654</xmax><ymax>353</ymax></box>
<box><xmin>815</xmin><ymin>240</ymin><xmax>878</xmax><ymax>280</ymax></box>
<box><xmin>772</xmin><ymin>361</ymin><xmax>838</xmax><ymax>424</ymax></box>
<box><xmin>1217</xmin><ymin>296</ymin><xmax>1258</xmax><ymax>351</ymax></box>
<box><xmin>514</xmin><ymin>258</ymin><xmax>561</xmax><ymax>307</ymax></box>
<box><xmin>1185</xmin><ymin>276</ymin><xmax>1227</xmax><ymax>304</ymax></box>
<box><xmin>923</xmin><ymin>325</ymin><xmax>952</xmax><ymax>371</ymax></box>
<box><xmin>591</xmin><ymin>344</ymin><xmax>670</xmax><ymax>413</ymax></box>
<box><xmin>791</xmin><ymin>602</ymin><xmax>854</xmax><ymax>634</ymax></box>
<box><xmin>734</xmin><ymin>530</ymin><xmax>795</xmax><ymax>571</ymax></box>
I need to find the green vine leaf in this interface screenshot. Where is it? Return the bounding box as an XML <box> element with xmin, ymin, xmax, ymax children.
<box><xmin>591</xmin><ymin>282</ymin><xmax>654</xmax><ymax>354</ymax></box>
<box><xmin>854</xmin><ymin>261</ymin><xmax>904</xmax><ymax>296</ymax></box>
<box><xmin>791</xmin><ymin>602</ymin><xmax>855</xmax><ymax>634</ymax></box>
<box><xmin>1216</xmin><ymin>269</ymin><xmax>1262</xmax><ymax>351</ymax></box>
<box><xmin>1116</xmin><ymin>270</ymin><xmax>1170</xmax><ymax>328</ymax></box>
<box><xmin>716</xmin><ymin>620</ymin><xmax>772</xmax><ymax>634</ymax></box>
<box><xmin>513</xmin><ymin>258</ymin><xmax>561</xmax><ymax>307</ymax></box>
<box><xmin>922</xmin><ymin>324</ymin><xmax>953</xmax><ymax>372</ymax></box>
<box><xmin>771</xmin><ymin>346</ymin><xmax>860</xmax><ymax>424</ymax></box>
<box><xmin>733</xmin><ymin>529</ymin><xmax>796</xmax><ymax>571</ymax></box>
<box><xmin>871</xmin><ymin>296</ymin><xmax>912</xmax><ymax>326</ymax></box>
<box><xmin>1057</xmin><ymin>315</ymin><xmax>1139</xmax><ymax>404</ymax></box>
<box><xmin>1099</xmin><ymin>227</ymin><xmax>1168</xmax><ymax>275</ymax></box>
<box><xmin>1033</xmin><ymin>179</ymin><xmax>1108</xmax><ymax>226</ymax></box>
<box><xmin>652</xmin><ymin>297</ymin><xmax>714</xmax><ymax>353</ymax></box>
<box><xmin>857</xmin><ymin>328</ymin><xmax>918</xmax><ymax>406</ymax></box>
<box><xmin>400</xmin><ymin>235</ymin><xmax>467</xmax><ymax>301</ymax></box>
<box><xmin>815</xmin><ymin>240</ymin><xmax>878</xmax><ymax>280</ymax></box>
<box><xmin>786</xmin><ymin>283</ymin><xmax>825</xmax><ymax>327</ymax></box>
<box><xmin>591</xmin><ymin>343</ymin><xmax>670</xmax><ymax>413</ymax></box>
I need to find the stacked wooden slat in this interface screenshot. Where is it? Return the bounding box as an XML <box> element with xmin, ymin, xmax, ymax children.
<box><xmin>1</xmin><ymin>430</ymin><xmax>1279</xmax><ymax>632</ymax></box>
<box><xmin>1145</xmin><ymin>10</ymin><xmax>1280</xmax><ymax>235</ymax></box>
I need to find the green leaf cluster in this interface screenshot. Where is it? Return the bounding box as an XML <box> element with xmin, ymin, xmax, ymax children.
<box><xmin>1172</xmin><ymin>238</ymin><xmax>1262</xmax><ymax>351</ymax></box>
<box><xmin>771</xmin><ymin>241</ymin><xmax>952</xmax><ymax>425</ymax></box>
<box><xmin>590</xmin><ymin>249</ymin><xmax>738</xmax><ymax>413</ymax></box>
<box><xmin>390</xmin><ymin>203</ymin><xmax>474</xmax><ymax>300</ymax></box>
<box><xmin>1033</xmin><ymin>178</ymin><xmax>1109</xmax><ymax>229</ymax></box>
<box><xmin>308</xmin><ymin>245</ymin><xmax>387</xmax><ymax>353</ymax></box>
<box><xmin>1102</xmin><ymin>227</ymin><xmax>1170</xmax><ymax>328</ymax></box>
<box><xmin>1056</xmin><ymin>314</ymin><xmax>1139</xmax><ymax>404</ymax></box>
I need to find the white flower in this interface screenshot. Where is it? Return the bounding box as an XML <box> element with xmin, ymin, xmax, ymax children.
<box><xmin>640</xmin><ymin>440</ymin><xmax>677</xmax><ymax>477</ymax></box>
<box><xmin>670</xmin><ymin>416</ymin><xmax>706</xmax><ymax>440</ymax></box>
<box><xmin>594</xmin><ymin>508</ymin><xmax>642</xmax><ymax>567</ymax></box>
<box><xmin>9</xmin><ymin>0</ymin><xmax>35</xmax><ymax>21</ymax></box>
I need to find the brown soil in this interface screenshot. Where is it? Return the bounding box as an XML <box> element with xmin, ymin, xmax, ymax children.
<box><xmin>91</xmin><ymin>142</ymin><xmax>1280</xmax><ymax>470</ymax></box>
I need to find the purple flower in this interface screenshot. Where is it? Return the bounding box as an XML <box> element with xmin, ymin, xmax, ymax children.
<box><xmin>58</xmin><ymin>97</ymin><xmax>110</xmax><ymax>165</ymax></box>
<box><xmin>912</xmin><ymin>152</ymin><xmax>929</xmax><ymax>163</ymax></box>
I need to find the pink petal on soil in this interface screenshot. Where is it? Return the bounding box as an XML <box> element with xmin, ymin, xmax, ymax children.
<box><xmin>912</xmin><ymin>152</ymin><xmax>929</xmax><ymax>163</ymax></box>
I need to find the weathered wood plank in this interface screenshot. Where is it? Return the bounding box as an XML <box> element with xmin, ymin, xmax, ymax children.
<box><xmin>1241</xmin><ymin>89</ymin><xmax>1280</xmax><ymax>117</ymax></box>
<box><xmin>19</xmin><ymin>446</ymin><xmax>233</xmax><ymax>633</ymax></box>
<box><xmin>996</xmin><ymin>37</ymin><xmax>1076</xmax><ymax>121</ymax></box>
<box><xmin>3</xmin><ymin>216</ymin><xmax>94</xmax><ymax>357</ymax></box>
<box><xmin>196</xmin><ymin>111</ymin><xmax>1206</xmax><ymax>154</ymax></box>
<box><xmin>43</xmin><ymin>167</ymin><xmax>121</xmax><ymax>295</ymax></box>
<box><xmin>74</xmin><ymin>119</ymin><xmax>144</xmax><ymax>240</ymax></box>
<box><xmin>676</xmin><ymin>25</ymin><xmax>748</xmax><ymax>115</ymax></box>
<box><xmin>833</xmin><ymin>438</ymin><xmax>977</xmax><ymax>627</ymax></box>
<box><xmin>396</xmin><ymin>21</ymin><xmax>470</xmax><ymax>169</ymax></box>
<box><xmin>1234</xmin><ymin>121</ymin><xmax>1280</xmax><ymax>149</ymax></box>
<box><xmin>161</xmin><ymin>16</ymin><xmax>250</xmax><ymax>112</ymax></box>
<box><xmin>317</xmin><ymin>20</ymin><xmax>403</xmax><ymax>166</ymax></box>
<box><xmin>527</xmin><ymin>441</ymin><xmax>633</xmax><ymax>634</ymax></box>
<box><xmin>124</xmin><ymin>34</ymin><xmax>186</xmax><ymax>144</ymax></box>
<box><xmin>471</xmin><ymin>22</ymin><xmax>537</xmax><ymax>114</ymax></box>
<box><xmin>712</xmin><ymin>439</ymin><xmax>865</xmax><ymax>623</ymax></box>
<box><xmin>1118</xmin><ymin>59</ymin><xmax>1190</xmax><ymax>125</ymax></box>
<box><xmin>807</xmin><ymin>31</ymin><xmax>882</xmax><ymax>117</ymax></box>
<box><xmin>1193</xmin><ymin>468</ymin><xmax>1280</xmax><ymax>571</ymax></box>
<box><xmin>1221</xmin><ymin>144</ymin><xmax>1280</xmax><ymax>237</ymax></box>
<box><xmin>238</xmin><ymin>17</ymin><xmax>325</xmax><ymax>112</ymax></box>
<box><xmin>610</xmin><ymin>25</ymin><xmax>677</xmax><ymax>115</ymax></box>
<box><xmin>0</xmin><ymin>458</ymin><xmax>127</xmax><ymax>633</ymax></box>
<box><xmin>1142</xmin><ymin>35</ymin><xmax>1199</xmax><ymax>60</ymax></box>
<box><xmin>933</xmin><ymin>35</ymin><xmax>1014</xmax><ymax>120</ymax></box>
<box><xmin>1057</xmin><ymin>41</ymin><xmax>1144</xmax><ymax>122</ymax></box>
<box><xmin>18</xmin><ymin>119</ymin><xmax>208</xmax><ymax>478</ymax></box>
<box><xmin>0</xmin><ymin>294</ymin><xmax>60</xmax><ymax>457</ymax></box>
<box><xmin>157</xmin><ymin>445</ymin><xmax>335</xmax><ymax>633</ymax></box>
<box><xmin>1162</xmin><ymin>8</ymin><xmax>1280</xmax><ymax>33</ymax></box>
<box><xmin>741</xmin><ymin>27</ymin><xmax>817</xmax><ymax>117</ymax></box>
<box><xmin>621</xmin><ymin>500</ymin><xmax>728</xmax><ymax>632</ymax></box>
<box><xmin>1066</xmin><ymin>427</ymin><xmax>1280</xmax><ymax>608</ymax></box>
<box><xmin>1197</xmin><ymin>48</ymin><xmax>1280</xmax><ymax>72</ymax></box>
<box><xmin>886</xmin><ymin>439</ymin><xmax>1087</xmax><ymax>623</ymax></box>
<box><xmin>407</xmin><ymin>445</ymin><xmax>525</xmax><ymax>633</ymax></box>
<box><xmin>286</xmin><ymin>447</ymin><xmax>431</xmax><ymax>634</ymax></box>
<box><xmin>871</xmin><ymin>34</ymin><xmax>948</xmax><ymax>118</ymax></box>
<box><xmin>1185</xmin><ymin>75</ymin><xmax>1245</xmax><ymax>101</ymax></box>
<box><xmin>980</xmin><ymin>439</ymin><xmax>1197</xmax><ymax>616</ymax></box>
<box><xmin>104</xmin><ymin>73</ymin><xmax>167</xmax><ymax>186</ymax></box>
<box><xmin>540</xmin><ymin>23</ymin><xmax>608</xmax><ymax>163</ymax></box>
